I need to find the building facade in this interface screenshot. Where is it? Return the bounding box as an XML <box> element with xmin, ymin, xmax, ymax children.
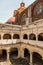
<box><xmin>0</xmin><ymin>0</ymin><xmax>43</xmax><ymax>65</ymax></box>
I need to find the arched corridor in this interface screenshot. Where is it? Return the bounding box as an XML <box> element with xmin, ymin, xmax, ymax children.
<box><xmin>9</xmin><ymin>47</ymin><xmax>29</xmax><ymax>65</ymax></box>
<box><xmin>38</xmin><ymin>33</ymin><xmax>43</xmax><ymax>41</ymax></box>
<box><xmin>33</xmin><ymin>52</ymin><xmax>43</xmax><ymax>65</ymax></box>
<box><xmin>3</xmin><ymin>34</ymin><xmax>11</xmax><ymax>39</ymax></box>
<box><xmin>13</xmin><ymin>34</ymin><xmax>20</xmax><ymax>39</ymax></box>
<box><xmin>0</xmin><ymin>50</ymin><xmax>7</xmax><ymax>62</ymax></box>
<box><xmin>24</xmin><ymin>48</ymin><xmax>30</xmax><ymax>63</ymax></box>
<box><xmin>9</xmin><ymin>48</ymin><xmax>18</xmax><ymax>59</ymax></box>
<box><xmin>24</xmin><ymin>48</ymin><xmax>30</xmax><ymax>58</ymax></box>
<box><xmin>9</xmin><ymin>44</ymin><xmax>43</xmax><ymax>65</ymax></box>
<box><xmin>9</xmin><ymin>48</ymin><xmax>18</xmax><ymax>64</ymax></box>
<box><xmin>29</xmin><ymin>33</ymin><xmax>36</xmax><ymax>40</ymax></box>
<box><xmin>23</xmin><ymin>34</ymin><xmax>28</xmax><ymax>39</ymax></box>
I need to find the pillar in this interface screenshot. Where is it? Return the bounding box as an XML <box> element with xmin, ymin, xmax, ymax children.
<box><xmin>11</xmin><ymin>34</ymin><xmax>13</xmax><ymax>44</ymax></box>
<box><xmin>7</xmin><ymin>50</ymin><xmax>11</xmax><ymax>65</ymax></box>
<box><xmin>18</xmin><ymin>48</ymin><xmax>24</xmax><ymax>58</ymax></box>
<box><xmin>28</xmin><ymin>35</ymin><xmax>29</xmax><ymax>40</ymax></box>
<box><xmin>36</xmin><ymin>35</ymin><xmax>38</xmax><ymax>41</ymax></box>
<box><xmin>11</xmin><ymin>34</ymin><xmax>13</xmax><ymax>40</ymax></box>
<box><xmin>7</xmin><ymin>50</ymin><xmax>9</xmax><ymax>61</ymax></box>
<box><xmin>29</xmin><ymin>52</ymin><xmax>33</xmax><ymax>65</ymax></box>
<box><xmin>20</xmin><ymin>49</ymin><xmax>24</xmax><ymax>58</ymax></box>
<box><xmin>1</xmin><ymin>34</ymin><xmax>3</xmax><ymax>40</ymax></box>
<box><xmin>1</xmin><ymin>34</ymin><xmax>3</xmax><ymax>44</ymax></box>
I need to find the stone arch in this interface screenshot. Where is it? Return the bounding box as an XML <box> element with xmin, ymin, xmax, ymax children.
<box><xmin>0</xmin><ymin>49</ymin><xmax>7</xmax><ymax>62</ymax></box>
<box><xmin>13</xmin><ymin>34</ymin><xmax>20</xmax><ymax>39</ymax></box>
<box><xmin>24</xmin><ymin>48</ymin><xmax>30</xmax><ymax>63</ymax></box>
<box><xmin>23</xmin><ymin>34</ymin><xmax>28</xmax><ymax>39</ymax></box>
<box><xmin>32</xmin><ymin>52</ymin><xmax>43</xmax><ymax>65</ymax></box>
<box><xmin>3</xmin><ymin>34</ymin><xmax>11</xmax><ymax>39</ymax></box>
<box><xmin>29</xmin><ymin>33</ymin><xmax>36</xmax><ymax>40</ymax></box>
<box><xmin>9</xmin><ymin>48</ymin><xmax>18</xmax><ymax>59</ymax></box>
<box><xmin>9</xmin><ymin>48</ymin><xmax>18</xmax><ymax>64</ymax></box>
<box><xmin>38</xmin><ymin>33</ymin><xmax>43</xmax><ymax>41</ymax></box>
<box><xmin>24</xmin><ymin>48</ymin><xmax>30</xmax><ymax>57</ymax></box>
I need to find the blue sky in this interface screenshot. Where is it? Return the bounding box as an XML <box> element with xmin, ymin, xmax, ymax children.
<box><xmin>0</xmin><ymin>0</ymin><xmax>35</xmax><ymax>23</ymax></box>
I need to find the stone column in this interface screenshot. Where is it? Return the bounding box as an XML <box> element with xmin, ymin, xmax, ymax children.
<box><xmin>11</xmin><ymin>34</ymin><xmax>13</xmax><ymax>40</ymax></box>
<box><xmin>7</xmin><ymin>50</ymin><xmax>11</xmax><ymax>65</ymax></box>
<box><xmin>29</xmin><ymin>52</ymin><xmax>33</xmax><ymax>65</ymax></box>
<box><xmin>36</xmin><ymin>35</ymin><xmax>38</xmax><ymax>41</ymax></box>
<box><xmin>1</xmin><ymin>34</ymin><xmax>3</xmax><ymax>44</ymax></box>
<box><xmin>1</xmin><ymin>34</ymin><xmax>3</xmax><ymax>40</ymax></box>
<box><xmin>11</xmin><ymin>33</ymin><xmax>13</xmax><ymax>44</ymax></box>
<box><xmin>28</xmin><ymin>35</ymin><xmax>29</xmax><ymax>43</ymax></box>
<box><xmin>20</xmin><ymin>49</ymin><xmax>24</xmax><ymax>58</ymax></box>
<box><xmin>7</xmin><ymin>50</ymin><xmax>10</xmax><ymax>61</ymax></box>
<box><xmin>18</xmin><ymin>48</ymin><xmax>24</xmax><ymax>58</ymax></box>
<box><xmin>18</xmin><ymin>49</ymin><xmax>20</xmax><ymax>58</ymax></box>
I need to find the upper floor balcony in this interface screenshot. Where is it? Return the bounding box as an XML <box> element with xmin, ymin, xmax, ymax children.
<box><xmin>22</xmin><ymin>39</ymin><xmax>43</xmax><ymax>48</ymax></box>
<box><xmin>0</xmin><ymin>39</ymin><xmax>43</xmax><ymax>48</ymax></box>
<box><xmin>0</xmin><ymin>32</ymin><xmax>43</xmax><ymax>48</ymax></box>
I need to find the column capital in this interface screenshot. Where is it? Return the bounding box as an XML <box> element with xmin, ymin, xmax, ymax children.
<box><xmin>42</xmin><ymin>57</ymin><xmax>43</xmax><ymax>60</ymax></box>
<box><xmin>29</xmin><ymin>63</ymin><xmax>33</xmax><ymax>65</ymax></box>
<box><xmin>30</xmin><ymin>51</ymin><xmax>33</xmax><ymax>54</ymax></box>
<box><xmin>7</xmin><ymin>49</ymin><xmax>10</xmax><ymax>53</ymax></box>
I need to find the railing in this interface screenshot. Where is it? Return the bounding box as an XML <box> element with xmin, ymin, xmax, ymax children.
<box><xmin>0</xmin><ymin>39</ymin><xmax>43</xmax><ymax>48</ymax></box>
<box><xmin>28</xmin><ymin>40</ymin><xmax>43</xmax><ymax>48</ymax></box>
<box><xmin>21</xmin><ymin>39</ymin><xmax>43</xmax><ymax>48</ymax></box>
<box><xmin>0</xmin><ymin>39</ymin><xmax>20</xmax><ymax>44</ymax></box>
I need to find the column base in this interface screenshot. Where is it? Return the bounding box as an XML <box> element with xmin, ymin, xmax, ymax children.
<box><xmin>29</xmin><ymin>62</ymin><xmax>33</xmax><ymax>65</ymax></box>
